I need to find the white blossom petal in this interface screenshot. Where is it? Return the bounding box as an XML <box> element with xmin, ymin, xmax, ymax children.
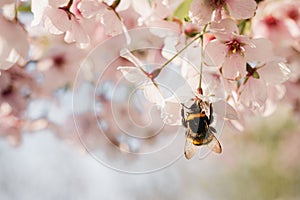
<box><xmin>49</xmin><ymin>0</ymin><xmax>67</xmax><ymax>7</ymax></box>
<box><xmin>120</xmin><ymin>48</ymin><xmax>144</xmax><ymax>68</ymax></box>
<box><xmin>164</xmin><ymin>81</ymin><xmax>194</xmax><ymax>103</ymax></box>
<box><xmin>117</xmin><ymin>66</ymin><xmax>146</xmax><ymax>83</ymax></box>
<box><xmin>0</xmin><ymin>16</ymin><xmax>29</xmax><ymax>69</ymax></box>
<box><xmin>222</xmin><ymin>54</ymin><xmax>246</xmax><ymax>79</ymax></box>
<box><xmin>259</xmin><ymin>61</ymin><xmax>291</xmax><ymax>84</ymax></box>
<box><xmin>205</xmin><ymin>40</ymin><xmax>227</xmax><ymax>67</ymax></box>
<box><xmin>226</xmin><ymin>0</ymin><xmax>257</xmax><ymax>20</ymax></box>
<box><xmin>244</xmin><ymin>38</ymin><xmax>274</xmax><ymax>63</ymax></box>
<box><xmin>210</xmin><ymin>18</ymin><xmax>239</xmax><ymax>40</ymax></box>
<box><xmin>64</xmin><ymin>18</ymin><xmax>90</xmax><ymax>48</ymax></box>
<box><xmin>31</xmin><ymin>0</ymin><xmax>49</xmax><ymax>26</ymax></box>
<box><xmin>142</xmin><ymin>82</ymin><xmax>165</xmax><ymax>108</ymax></box>
<box><xmin>78</xmin><ymin>0</ymin><xmax>105</xmax><ymax>19</ymax></box>
<box><xmin>43</xmin><ymin>7</ymin><xmax>71</xmax><ymax>34</ymax></box>
<box><xmin>115</xmin><ymin>0</ymin><xmax>131</xmax><ymax>12</ymax></box>
<box><xmin>132</xmin><ymin>0</ymin><xmax>152</xmax><ymax>19</ymax></box>
<box><xmin>240</xmin><ymin>78</ymin><xmax>267</xmax><ymax>109</ymax></box>
<box><xmin>189</xmin><ymin>0</ymin><xmax>213</xmax><ymax>26</ymax></box>
<box><xmin>213</xmin><ymin>100</ymin><xmax>238</xmax><ymax>120</ymax></box>
<box><xmin>0</xmin><ymin>0</ymin><xmax>14</xmax><ymax>7</ymax></box>
<box><xmin>161</xmin><ymin>101</ymin><xmax>181</xmax><ymax>125</ymax></box>
<box><xmin>101</xmin><ymin>10</ymin><xmax>123</xmax><ymax>36</ymax></box>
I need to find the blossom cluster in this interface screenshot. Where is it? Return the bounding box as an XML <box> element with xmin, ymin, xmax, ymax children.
<box><xmin>0</xmin><ymin>0</ymin><xmax>299</xmax><ymax>156</ymax></box>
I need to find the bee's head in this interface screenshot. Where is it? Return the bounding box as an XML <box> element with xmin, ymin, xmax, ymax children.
<box><xmin>190</xmin><ymin>100</ymin><xmax>202</xmax><ymax>113</ymax></box>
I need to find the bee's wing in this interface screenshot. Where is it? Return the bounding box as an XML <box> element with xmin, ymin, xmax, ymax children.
<box><xmin>207</xmin><ymin>134</ymin><xmax>222</xmax><ymax>154</ymax></box>
<box><xmin>184</xmin><ymin>129</ymin><xmax>200</xmax><ymax>159</ymax></box>
<box><xmin>184</xmin><ymin>138</ymin><xmax>200</xmax><ymax>159</ymax></box>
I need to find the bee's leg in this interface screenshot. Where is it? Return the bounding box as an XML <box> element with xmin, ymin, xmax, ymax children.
<box><xmin>209</xmin><ymin>103</ymin><xmax>214</xmax><ymax>124</ymax></box>
<box><xmin>181</xmin><ymin>105</ymin><xmax>187</xmax><ymax>128</ymax></box>
<box><xmin>209</xmin><ymin>126</ymin><xmax>217</xmax><ymax>133</ymax></box>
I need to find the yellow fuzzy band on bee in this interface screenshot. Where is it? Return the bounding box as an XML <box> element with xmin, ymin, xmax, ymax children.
<box><xmin>187</xmin><ymin>137</ymin><xmax>202</xmax><ymax>145</ymax></box>
<box><xmin>187</xmin><ymin>113</ymin><xmax>206</xmax><ymax>121</ymax></box>
<box><xmin>192</xmin><ymin>139</ymin><xmax>202</xmax><ymax>145</ymax></box>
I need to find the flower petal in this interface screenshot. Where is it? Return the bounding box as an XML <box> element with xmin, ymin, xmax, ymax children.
<box><xmin>78</xmin><ymin>0</ymin><xmax>105</xmax><ymax>19</ymax></box>
<box><xmin>240</xmin><ymin>77</ymin><xmax>267</xmax><ymax>109</ymax></box>
<box><xmin>214</xmin><ymin>100</ymin><xmax>239</xmax><ymax>120</ymax></box>
<box><xmin>31</xmin><ymin>0</ymin><xmax>48</xmax><ymax>26</ymax></box>
<box><xmin>210</xmin><ymin>18</ymin><xmax>239</xmax><ymax>40</ymax></box>
<box><xmin>164</xmin><ymin>81</ymin><xmax>195</xmax><ymax>103</ymax></box>
<box><xmin>226</xmin><ymin>0</ymin><xmax>257</xmax><ymax>19</ymax></box>
<box><xmin>117</xmin><ymin>66</ymin><xmax>146</xmax><ymax>83</ymax></box>
<box><xmin>49</xmin><ymin>0</ymin><xmax>67</xmax><ymax>7</ymax></box>
<box><xmin>143</xmin><ymin>82</ymin><xmax>165</xmax><ymax>107</ymax></box>
<box><xmin>205</xmin><ymin>40</ymin><xmax>227</xmax><ymax>67</ymax></box>
<box><xmin>64</xmin><ymin>18</ymin><xmax>90</xmax><ymax>49</ymax></box>
<box><xmin>244</xmin><ymin>38</ymin><xmax>274</xmax><ymax>63</ymax></box>
<box><xmin>222</xmin><ymin>54</ymin><xmax>246</xmax><ymax>79</ymax></box>
<box><xmin>43</xmin><ymin>7</ymin><xmax>71</xmax><ymax>34</ymax></box>
<box><xmin>101</xmin><ymin>10</ymin><xmax>123</xmax><ymax>36</ymax></box>
<box><xmin>259</xmin><ymin>61</ymin><xmax>291</xmax><ymax>84</ymax></box>
<box><xmin>0</xmin><ymin>0</ymin><xmax>14</xmax><ymax>7</ymax></box>
<box><xmin>0</xmin><ymin>15</ymin><xmax>29</xmax><ymax>69</ymax></box>
<box><xmin>189</xmin><ymin>0</ymin><xmax>213</xmax><ymax>26</ymax></box>
<box><xmin>161</xmin><ymin>101</ymin><xmax>181</xmax><ymax>125</ymax></box>
<box><xmin>120</xmin><ymin>48</ymin><xmax>145</xmax><ymax>68</ymax></box>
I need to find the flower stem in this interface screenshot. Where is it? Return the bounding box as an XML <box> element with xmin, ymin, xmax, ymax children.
<box><xmin>14</xmin><ymin>2</ymin><xmax>18</xmax><ymax>22</ymax></box>
<box><xmin>102</xmin><ymin>1</ymin><xmax>122</xmax><ymax>21</ymax></box>
<box><xmin>66</xmin><ymin>0</ymin><xmax>73</xmax><ymax>10</ymax></box>
<box><xmin>198</xmin><ymin>24</ymin><xmax>208</xmax><ymax>94</ymax></box>
<box><xmin>159</xmin><ymin>33</ymin><xmax>202</xmax><ymax>71</ymax></box>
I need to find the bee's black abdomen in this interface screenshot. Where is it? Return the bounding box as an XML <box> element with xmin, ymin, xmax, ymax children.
<box><xmin>188</xmin><ymin>115</ymin><xmax>209</xmax><ymax>134</ymax></box>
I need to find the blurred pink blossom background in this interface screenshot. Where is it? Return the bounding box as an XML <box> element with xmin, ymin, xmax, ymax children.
<box><xmin>0</xmin><ymin>0</ymin><xmax>300</xmax><ymax>199</ymax></box>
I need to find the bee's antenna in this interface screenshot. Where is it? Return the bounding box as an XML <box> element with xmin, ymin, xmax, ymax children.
<box><xmin>181</xmin><ymin>103</ymin><xmax>189</xmax><ymax>109</ymax></box>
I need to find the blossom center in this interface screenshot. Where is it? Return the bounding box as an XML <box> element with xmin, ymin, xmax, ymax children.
<box><xmin>225</xmin><ymin>39</ymin><xmax>244</xmax><ymax>55</ymax></box>
<box><xmin>264</xmin><ymin>15</ymin><xmax>279</xmax><ymax>27</ymax></box>
<box><xmin>53</xmin><ymin>55</ymin><xmax>66</xmax><ymax>68</ymax></box>
<box><xmin>287</xmin><ymin>8</ymin><xmax>299</xmax><ymax>21</ymax></box>
<box><xmin>2</xmin><ymin>85</ymin><xmax>13</xmax><ymax>96</ymax></box>
<box><xmin>210</xmin><ymin>0</ymin><xmax>225</xmax><ymax>9</ymax></box>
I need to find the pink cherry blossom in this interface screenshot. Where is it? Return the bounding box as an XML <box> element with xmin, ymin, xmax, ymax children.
<box><xmin>36</xmin><ymin>42</ymin><xmax>88</xmax><ymax>93</ymax></box>
<box><xmin>117</xmin><ymin>48</ymin><xmax>165</xmax><ymax>107</ymax></box>
<box><xmin>0</xmin><ymin>0</ymin><xmax>297</xmax><ymax>153</ymax></box>
<box><xmin>0</xmin><ymin>66</ymin><xmax>37</xmax><ymax>145</ymax></box>
<box><xmin>252</xmin><ymin>0</ymin><xmax>300</xmax><ymax>79</ymax></box>
<box><xmin>252</xmin><ymin>0</ymin><xmax>300</xmax><ymax>44</ymax></box>
<box><xmin>78</xmin><ymin>0</ymin><xmax>135</xmax><ymax>44</ymax></box>
<box><xmin>238</xmin><ymin>61</ymin><xmax>290</xmax><ymax>111</ymax></box>
<box><xmin>0</xmin><ymin>15</ymin><xmax>29</xmax><ymax>70</ymax></box>
<box><xmin>0</xmin><ymin>0</ymin><xmax>13</xmax><ymax>6</ymax></box>
<box><xmin>0</xmin><ymin>102</ymin><xmax>22</xmax><ymax>146</ymax></box>
<box><xmin>0</xmin><ymin>66</ymin><xmax>35</xmax><ymax>116</ymax></box>
<box><xmin>189</xmin><ymin>0</ymin><xmax>257</xmax><ymax>26</ymax></box>
<box><xmin>284</xmin><ymin>79</ymin><xmax>300</xmax><ymax>118</ymax></box>
<box><xmin>133</xmin><ymin>0</ymin><xmax>171</xmax><ymax>25</ymax></box>
<box><xmin>133</xmin><ymin>0</ymin><xmax>181</xmax><ymax>37</ymax></box>
<box><xmin>31</xmin><ymin>0</ymin><xmax>90</xmax><ymax>48</ymax></box>
<box><xmin>205</xmin><ymin>19</ymin><xmax>275</xmax><ymax>79</ymax></box>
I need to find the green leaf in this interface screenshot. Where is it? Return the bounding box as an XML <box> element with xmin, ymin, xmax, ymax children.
<box><xmin>173</xmin><ymin>0</ymin><xmax>193</xmax><ymax>20</ymax></box>
<box><xmin>253</xmin><ymin>71</ymin><xmax>260</xmax><ymax>79</ymax></box>
<box><xmin>17</xmin><ymin>3</ymin><xmax>31</xmax><ymax>13</ymax></box>
<box><xmin>246</xmin><ymin>63</ymin><xmax>253</xmax><ymax>73</ymax></box>
<box><xmin>184</xmin><ymin>16</ymin><xmax>191</xmax><ymax>22</ymax></box>
<box><xmin>238</xmin><ymin>19</ymin><xmax>251</xmax><ymax>34</ymax></box>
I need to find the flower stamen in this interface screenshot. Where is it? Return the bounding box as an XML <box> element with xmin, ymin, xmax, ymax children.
<box><xmin>225</xmin><ymin>39</ymin><xmax>244</xmax><ymax>55</ymax></box>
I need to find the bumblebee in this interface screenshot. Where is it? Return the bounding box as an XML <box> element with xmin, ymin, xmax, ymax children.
<box><xmin>181</xmin><ymin>98</ymin><xmax>222</xmax><ymax>159</ymax></box>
